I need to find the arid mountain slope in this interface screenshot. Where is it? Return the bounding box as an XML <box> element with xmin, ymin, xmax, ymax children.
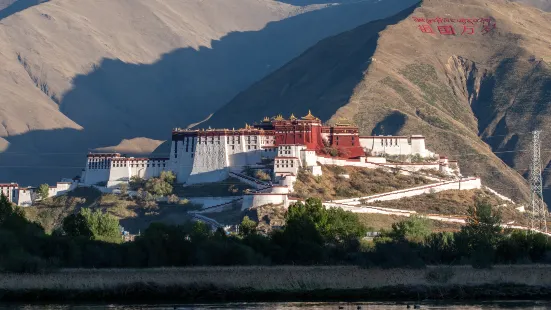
<box><xmin>208</xmin><ymin>0</ymin><xmax>551</xmax><ymax>204</ymax></box>
<box><xmin>0</xmin><ymin>0</ymin><xmax>419</xmax><ymax>185</ymax></box>
<box><xmin>513</xmin><ymin>0</ymin><xmax>551</xmax><ymax>11</ymax></box>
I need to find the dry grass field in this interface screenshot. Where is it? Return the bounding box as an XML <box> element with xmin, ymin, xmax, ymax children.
<box><xmin>358</xmin><ymin>213</ymin><xmax>463</xmax><ymax>232</ymax></box>
<box><xmin>372</xmin><ymin>189</ymin><xmax>528</xmax><ymax>226</ymax></box>
<box><xmin>293</xmin><ymin>166</ymin><xmax>436</xmax><ymax>201</ymax></box>
<box><xmin>1</xmin><ymin>265</ymin><xmax>551</xmax><ymax>291</ymax></box>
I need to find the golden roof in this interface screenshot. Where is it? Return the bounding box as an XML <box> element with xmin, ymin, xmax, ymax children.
<box><xmin>289</xmin><ymin>113</ymin><xmax>297</xmax><ymax>120</ymax></box>
<box><xmin>335</xmin><ymin>116</ymin><xmax>354</xmax><ymax>126</ymax></box>
<box><xmin>301</xmin><ymin>110</ymin><xmax>318</xmax><ymax>120</ymax></box>
<box><xmin>274</xmin><ymin>114</ymin><xmax>285</xmax><ymax>121</ymax></box>
<box><xmin>262</xmin><ymin>116</ymin><xmax>270</xmax><ymax>122</ymax></box>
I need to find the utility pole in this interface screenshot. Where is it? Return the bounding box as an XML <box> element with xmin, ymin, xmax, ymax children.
<box><xmin>530</xmin><ymin>130</ymin><xmax>547</xmax><ymax>233</ymax></box>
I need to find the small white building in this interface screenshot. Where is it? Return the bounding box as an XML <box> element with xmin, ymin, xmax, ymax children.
<box><xmin>359</xmin><ymin>135</ymin><xmax>436</xmax><ymax>157</ymax></box>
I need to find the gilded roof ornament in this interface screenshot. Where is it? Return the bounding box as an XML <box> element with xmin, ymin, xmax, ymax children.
<box><xmin>274</xmin><ymin>114</ymin><xmax>284</xmax><ymax>121</ymax></box>
<box><xmin>289</xmin><ymin>113</ymin><xmax>297</xmax><ymax>120</ymax></box>
<box><xmin>301</xmin><ymin>109</ymin><xmax>317</xmax><ymax>120</ymax></box>
<box><xmin>263</xmin><ymin>116</ymin><xmax>270</xmax><ymax>122</ymax></box>
<box><xmin>335</xmin><ymin>116</ymin><xmax>355</xmax><ymax>126</ymax></box>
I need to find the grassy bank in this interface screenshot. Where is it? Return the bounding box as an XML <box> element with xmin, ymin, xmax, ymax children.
<box><xmin>1</xmin><ymin>265</ymin><xmax>551</xmax><ymax>302</ymax></box>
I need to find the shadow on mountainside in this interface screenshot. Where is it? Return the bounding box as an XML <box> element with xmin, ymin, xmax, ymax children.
<box><xmin>0</xmin><ymin>0</ymin><xmax>48</xmax><ymax>20</ymax></box>
<box><xmin>472</xmin><ymin>56</ymin><xmax>551</xmax><ymax>206</ymax></box>
<box><xmin>204</xmin><ymin>3</ymin><xmax>420</xmax><ymax>129</ymax></box>
<box><xmin>0</xmin><ymin>0</ymin><xmax>419</xmax><ymax>187</ymax></box>
<box><xmin>371</xmin><ymin>111</ymin><xmax>408</xmax><ymax>136</ymax></box>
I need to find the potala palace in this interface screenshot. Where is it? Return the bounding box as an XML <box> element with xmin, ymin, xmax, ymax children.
<box><xmin>2</xmin><ymin>111</ymin><xmax>474</xmax><ymax>209</ymax></box>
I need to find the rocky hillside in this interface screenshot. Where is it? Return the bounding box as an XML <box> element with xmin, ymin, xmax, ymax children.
<box><xmin>513</xmin><ymin>0</ymin><xmax>551</xmax><ymax>11</ymax></box>
<box><xmin>0</xmin><ymin>0</ymin><xmax>421</xmax><ymax>186</ymax></box>
<box><xmin>207</xmin><ymin>0</ymin><xmax>551</xmax><ymax>204</ymax></box>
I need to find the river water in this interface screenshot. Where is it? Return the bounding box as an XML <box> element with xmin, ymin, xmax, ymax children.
<box><xmin>1</xmin><ymin>302</ymin><xmax>551</xmax><ymax>310</ymax></box>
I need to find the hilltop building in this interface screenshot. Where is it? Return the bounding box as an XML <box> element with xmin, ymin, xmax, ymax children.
<box><xmin>81</xmin><ymin>111</ymin><xmax>449</xmax><ymax>188</ymax></box>
<box><xmin>3</xmin><ymin>111</ymin><xmax>458</xmax><ymax>207</ymax></box>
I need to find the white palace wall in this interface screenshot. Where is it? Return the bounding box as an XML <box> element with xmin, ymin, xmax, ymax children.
<box><xmin>17</xmin><ymin>188</ymin><xmax>33</xmax><ymax>207</ymax></box>
<box><xmin>171</xmin><ymin>139</ymin><xmax>194</xmax><ymax>184</ymax></box>
<box><xmin>188</xmin><ymin>136</ymin><xmax>230</xmax><ymax>184</ymax></box>
<box><xmin>360</xmin><ymin>135</ymin><xmax>435</xmax><ymax>157</ymax></box>
<box><xmin>242</xmin><ymin>193</ymin><xmax>288</xmax><ymax>210</ymax></box>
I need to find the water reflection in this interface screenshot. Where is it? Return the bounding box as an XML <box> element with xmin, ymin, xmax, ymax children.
<box><xmin>1</xmin><ymin>301</ymin><xmax>551</xmax><ymax>310</ymax></box>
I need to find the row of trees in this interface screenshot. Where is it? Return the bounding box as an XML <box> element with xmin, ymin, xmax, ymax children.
<box><xmin>1</xmin><ymin>192</ymin><xmax>550</xmax><ymax>272</ymax></box>
<box><xmin>372</xmin><ymin>201</ymin><xmax>550</xmax><ymax>268</ymax></box>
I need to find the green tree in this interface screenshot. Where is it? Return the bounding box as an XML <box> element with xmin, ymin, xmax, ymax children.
<box><xmin>457</xmin><ymin>200</ymin><xmax>503</xmax><ymax>268</ymax></box>
<box><xmin>0</xmin><ymin>193</ymin><xmax>13</xmax><ymax>225</ymax></box>
<box><xmin>145</xmin><ymin>178</ymin><xmax>173</xmax><ymax>196</ymax></box>
<box><xmin>160</xmin><ymin>171</ymin><xmax>176</xmax><ymax>184</ymax></box>
<box><xmin>37</xmin><ymin>184</ymin><xmax>50</xmax><ymax>200</ymax></box>
<box><xmin>79</xmin><ymin>208</ymin><xmax>121</xmax><ymax>242</ymax></box>
<box><xmin>62</xmin><ymin>213</ymin><xmax>93</xmax><ymax>237</ymax></box>
<box><xmin>286</xmin><ymin>198</ymin><xmax>367</xmax><ymax>244</ymax></box>
<box><xmin>239</xmin><ymin>216</ymin><xmax>257</xmax><ymax>236</ymax></box>
<box><xmin>129</xmin><ymin>176</ymin><xmax>146</xmax><ymax>190</ymax></box>
<box><xmin>388</xmin><ymin>215</ymin><xmax>433</xmax><ymax>243</ymax></box>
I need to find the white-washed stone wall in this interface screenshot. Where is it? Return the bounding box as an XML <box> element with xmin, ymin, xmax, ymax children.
<box><xmin>280</xmin><ymin>175</ymin><xmax>297</xmax><ymax>192</ymax></box>
<box><xmin>302</xmin><ymin>150</ymin><xmax>317</xmax><ymax>166</ymax></box>
<box><xmin>172</xmin><ymin>139</ymin><xmax>196</xmax><ymax>183</ymax></box>
<box><xmin>274</xmin><ymin>157</ymin><xmax>300</xmax><ymax>177</ymax></box>
<box><xmin>360</xmin><ymin>136</ymin><xmax>412</xmax><ymax>155</ymax></box>
<box><xmin>17</xmin><ymin>188</ymin><xmax>33</xmax><ymax>207</ymax></box>
<box><xmin>241</xmin><ymin>193</ymin><xmax>287</xmax><ymax>210</ymax></box>
<box><xmin>188</xmin><ymin>136</ymin><xmax>229</xmax><ymax>184</ymax></box>
<box><xmin>108</xmin><ymin>165</ymin><xmax>131</xmax><ymax>185</ymax></box>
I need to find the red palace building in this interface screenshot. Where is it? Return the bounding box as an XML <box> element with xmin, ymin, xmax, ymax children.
<box><xmin>249</xmin><ymin>111</ymin><xmax>366</xmax><ymax>159</ymax></box>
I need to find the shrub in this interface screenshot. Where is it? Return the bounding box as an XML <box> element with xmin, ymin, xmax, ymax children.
<box><xmin>167</xmin><ymin>194</ymin><xmax>179</xmax><ymax>204</ymax></box>
<box><xmin>387</xmin><ymin>215</ymin><xmax>432</xmax><ymax>244</ymax></box>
